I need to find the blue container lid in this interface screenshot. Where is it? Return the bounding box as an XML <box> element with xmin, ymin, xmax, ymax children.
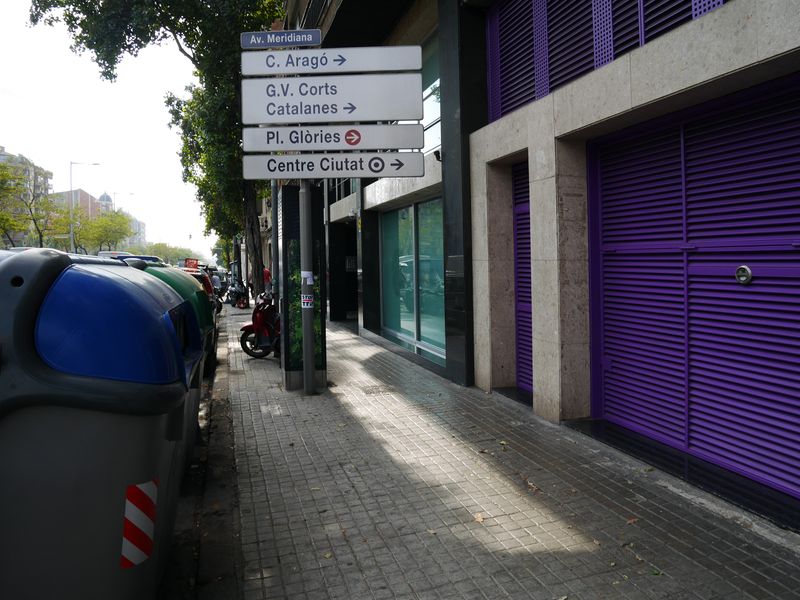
<box><xmin>35</xmin><ymin>262</ymin><xmax>200</xmax><ymax>385</ymax></box>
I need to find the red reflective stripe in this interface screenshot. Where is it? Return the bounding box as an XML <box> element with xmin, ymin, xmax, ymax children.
<box><xmin>126</xmin><ymin>485</ymin><xmax>156</xmax><ymax>521</ymax></box>
<box><xmin>123</xmin><ymin>518</ymin><xmax>154</xmax><ymax>556</ymax></box>
<box><xmin>120</xmin><ymin>555</ymin><xmax>136</xmax><ymax>569</ymax></box>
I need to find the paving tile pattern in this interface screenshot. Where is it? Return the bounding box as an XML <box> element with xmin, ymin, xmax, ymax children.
<box><xmin>224</xmin><ymin>312</ymin><xmax>800</xmax><ymax>600</ymax></box>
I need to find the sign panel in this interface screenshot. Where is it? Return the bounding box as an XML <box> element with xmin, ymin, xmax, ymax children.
<box><xmin>243</xmin><ymin>152</ymin><xmax>425</xmax><ymax>179</ymax></box>
<box><xmin>241</xmin><ymin>46</ymin><xmax>421</xmax><ymax>76</ymax></box>
<box><xmin>241</xmin><ymin>73</ymin><xmax>423</xmax><ymax>125</ymax></box>
<box><xmin>240</xmin><ymin>29</ymin><xmax>321</xmax><ymax>49</ymax></box>
<box><xmin>242</xmin><ymin>124</ymin><xmax>424</xmax><ymax>152</ymax></box>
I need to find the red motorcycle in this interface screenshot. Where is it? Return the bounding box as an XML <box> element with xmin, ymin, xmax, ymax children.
<box><xmin>240</xmin><ymin>292</ymin><xmax>281</xmax><ymax>358</ymax></box>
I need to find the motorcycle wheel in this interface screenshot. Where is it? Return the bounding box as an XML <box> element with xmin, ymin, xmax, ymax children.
<box><xmin>240</xmin><ymin>331</ymin><xmax>270</xmax><ymax>358</ymax></box>
<box><xmin>236</xmin><ymin>296</ymin><xmax>248</xmax><ymax>309</ymax></box>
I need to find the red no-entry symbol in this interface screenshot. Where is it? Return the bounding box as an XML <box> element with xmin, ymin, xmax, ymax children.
<box><xmin>345</xmin><ymin>129</ymin><xmax>362</xmax><ymax>146</ymax></box>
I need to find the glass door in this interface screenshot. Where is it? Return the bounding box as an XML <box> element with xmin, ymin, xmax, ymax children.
<box><xmin>381</xmin><ymin>200</ymin><xmax>445</xmax><ymax>365</ymax></box>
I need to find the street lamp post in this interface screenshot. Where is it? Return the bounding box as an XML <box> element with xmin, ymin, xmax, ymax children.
<box><xmin>68</xmin><ymin>161</ymin><xmax>100</xmax><ymax>253</ymax></box>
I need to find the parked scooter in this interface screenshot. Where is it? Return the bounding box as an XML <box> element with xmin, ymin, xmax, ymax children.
<box><xmin>240</xmin><ymin>292</ymin><xmax>281</xmax><ymax>358</ymax></box>
<box><xmin>226</xmin><ymin>281</ymin><xmax>249</xmax><ymax>309</ymax></box>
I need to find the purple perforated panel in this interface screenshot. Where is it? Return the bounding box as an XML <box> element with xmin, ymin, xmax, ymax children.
<box><xmin>692</xmin><ymin>0</ymin><xmax>723</xmax><ymax>18</ymax></box>
<box><xmin>593</xmin><ymin>0</ymin><xmax>615</xmax><ymax>68</ymax></box>
<box><xmin>533</xmin><ymin>0</ymin><xmax>550</xmax><ymax>99</ymax></box>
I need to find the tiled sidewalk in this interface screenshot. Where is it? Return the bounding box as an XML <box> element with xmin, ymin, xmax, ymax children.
<box><xmin>223</xmin><ymin>312</ymin><xmax>800</xmax><ymax>600</ymax></box>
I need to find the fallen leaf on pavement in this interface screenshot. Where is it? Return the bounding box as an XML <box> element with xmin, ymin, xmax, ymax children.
<box><xmin>323</xmin><ymin>552</ymin><xmax>333</xmax><ymax>559</ymax></box>
<box><xmin>427</xmin><ymin>529</ymin><xmax>437</xmax><ymax>535</ymax></box>
<box><xmin>626</xmin><ymin>517</ymin><xmax>639</xmax><ymax>525</ymax></box>
<box><xmin>473</xmin><ymin>513</ymin><xmax>485</xmax><ymax>523</ymax></box>
<box><xmin>592</xmin><ymin>539</ymin><xmax>601</xmax><ymax>546</ymax></box>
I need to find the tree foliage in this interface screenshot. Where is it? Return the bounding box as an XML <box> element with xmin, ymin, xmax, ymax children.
<box><xmin>30</xmin><ymin>0</ymin><xmax>282</xmax><ymax>292</ymax></box>
<box><xmin>1</xmin><ymin>157</ymin><xmax>60</xmax><ymax>248</ymax></box>
<box><xmin>0</xmin><ymin>163</ymin><xmax>27</xmax><ymax>246</ymax></box>
<box><xmin>126</xmin><ymin>241</ymin><xmax>205</xmax><ymax>266</ymax></box>
<box><xmin>212</xmin><ymin>237</ymin><xmax>233</xmax><ymax>269</ymax></box>
<box><xmin>84</xmin><ymin>209</ymin><xmax>132</xmax><ymax>252</ymax></box>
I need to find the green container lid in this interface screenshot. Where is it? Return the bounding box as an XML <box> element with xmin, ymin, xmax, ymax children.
<box><xmin>144</xmin><ymin>265</ymin><xmax>215</xmax><ymax>342</ymax></box>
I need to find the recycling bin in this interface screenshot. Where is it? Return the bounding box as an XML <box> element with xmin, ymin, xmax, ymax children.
<box><xmin>124</xmin><ymin>257</ymin><xmax>217</xmax><ymax>469</ymax></box>
<box><xmin>0</xmin><ymin>249</ymin><xmax>202</xmax><ymax>600</ymax></box>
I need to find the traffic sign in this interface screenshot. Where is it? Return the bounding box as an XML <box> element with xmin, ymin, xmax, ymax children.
<box><xmin>242</xmin><ymin>124</ymin><xmax>424</xmax><ymax>152</ymax></box>
<box><xmin>243</xmin><ymin>152</ymin><xmax>425</xmax><ymax>179</ymax></box>
<box><xmin>242</xmin><ymin>73</ymin><xmax>423</xmax><ymax>125</ymax></box>
<box><xmin>240</xmin><ymin>29</ymin><xmax>321</xmax><ymax>49</ymax></box>
<box><xmin>241</xmin><ymin>46</ymin><xmax>421</xmax><ymax>76</ymax></box>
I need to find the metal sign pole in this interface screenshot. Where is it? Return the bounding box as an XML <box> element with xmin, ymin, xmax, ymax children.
<box><xmin>271</xmin><ymin>179</ymin><xmax>279</xmax><ymax>297</ymax></box>
<box><xmin>299</xmin><ymin>179</ymin><xmax>316</xmax><ymax>394</ymax></box>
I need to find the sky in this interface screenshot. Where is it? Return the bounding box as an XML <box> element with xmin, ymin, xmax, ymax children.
<box><xmin>0</xmin><ymin>0</ymin><xmax>217</xmax><ymax>260</ymax></box>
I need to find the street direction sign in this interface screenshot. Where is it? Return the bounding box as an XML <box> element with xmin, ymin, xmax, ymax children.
<box><xmin>243</xmin><ymin>152</ymin><xmax>425</xmax><ymax>179</ymax></box>
<box><xmin>242</xmin><ymin>73</ymin><xmax>423</xmax><ymax>124</ymax></box>
<box><xmin>241</xmin><ymin>46</ymin><xmax>422</xmax><ymax>76</ymax></box>
<box><xmin>242</xmin><ymin>124</ymin><xmax>424</xmax><ymax>152</ymax></box>
<box><xmin>240</xmin><ymin>29</ymin><xmax>321</xmax><ymax>49</ymax></box>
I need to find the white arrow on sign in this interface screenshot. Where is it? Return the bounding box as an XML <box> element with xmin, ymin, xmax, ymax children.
<box><xmin>241</xmin><ymin>73</ymin><xmax>422</xmax><ymax>125</ymax></box>
<box><xmin>243</xmin><ymin>152</ymin><xmax>425</xmax><ymax>180</ymax></box>
<box><xmin>241</xmin><ymin>45</ymin><xmax>421</xmax><ymax>76</ymax></box>
<box><xmin>242</xmin><ymin>124</ymin><xmax>424</xmax><ymax>152</ymax></box>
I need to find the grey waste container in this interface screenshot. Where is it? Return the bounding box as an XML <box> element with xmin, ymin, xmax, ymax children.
<box><xmin>0</xmin><ymin>249</ymin><xmax>202</xmax><ymax>600</ymax></box>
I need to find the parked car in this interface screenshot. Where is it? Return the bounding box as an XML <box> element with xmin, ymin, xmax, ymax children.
<box><xmin>97</xmin><ymin>250</ymin><xmax>133</xmax><ymax>259</ymax></box>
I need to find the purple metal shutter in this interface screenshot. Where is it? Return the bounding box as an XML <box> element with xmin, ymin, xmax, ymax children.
<box><xmin>591</xmin><ymin>77</ymin><xmax>800</xmax><ymax>500</ymax></box>
<box><xmin>687</xmin><ymin>250</ymin><xmax>800</xmax><ymax>497</ymax></box>
<box><xmin>547</xmin><ymin>0</ymin><xmax>594</xmax><ymax>92</ymax></box>
<box><xmin>495</xmin><ymin>0</ymin><xmax>535</xmax><ymax>117</ymax></box>
<box><xmin>512</xmin><ymin>162</ymin><xmax>533</xmax><ymax>392</ymax></box>
<box><xmin>683</xmin><ymin>86</ymin><xmax>800</xmax><ymax>498</ymax></box>
<box><xmin>595</xmin><ymin>129</ymin><xmax>687</xmax><ymax>446</ymax></box>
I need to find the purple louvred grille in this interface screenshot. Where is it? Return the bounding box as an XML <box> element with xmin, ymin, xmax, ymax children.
<box><xmin>485</xmin><ymin>0</ymin><xmax>727</xmax><ymax>121</ymax></box>
<box><xmin>512</xmin><ymin>162</ymin><xmax>533</xmax><ymax>393</ymax></box>
<box><xmin>547</xmin><ymin>0</ymin><xmax>594</xmax><ymax>91</ymax></box>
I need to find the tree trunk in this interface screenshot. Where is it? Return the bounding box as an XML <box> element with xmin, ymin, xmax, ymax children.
<box><xmin>243</xmin><ymin>180</ymin><xmax>264</xmax><ymax>296</ymax></box>
<box><xmin>233</xmin><ymin>238</ymin><xmax>242</xmax><ymax>286</ymax></box>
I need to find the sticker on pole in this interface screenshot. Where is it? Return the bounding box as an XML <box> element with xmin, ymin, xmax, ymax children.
<box><xmin>301</xmin><ymin>294</ymin><xmax>314</xmax><ymax>309</ymax></box>
<box><xmin>120</xmin><ymin>479</ymin><xmax>158</xmax><ymax>568</ymax></box>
